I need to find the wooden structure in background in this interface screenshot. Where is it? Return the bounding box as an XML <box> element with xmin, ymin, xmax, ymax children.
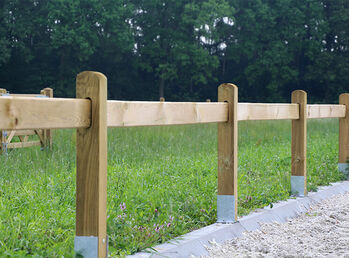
<box><xmin>0</xmin><ymin>71</ymin><xmax>347</xmax><ymax>257</ymax></box>
<box><xmin>0</xmin><ymin>88</ymin><xmax>53</xmax><ymax>154</ymax></box>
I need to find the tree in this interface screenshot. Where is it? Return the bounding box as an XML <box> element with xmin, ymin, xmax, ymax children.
<box><xmin>221</xmin><ymin>0</ymin><xmax>329</xmax><ymax>102</ymax></box>
<box><xmin>130</xmin><ymin>0</ymin><xmax>234</xmax><ymax>100</ymax></box>
<box><xmin>0</xmin><ymin>0</ymin><xmax>134</xmax><ymax>97</ymax></box>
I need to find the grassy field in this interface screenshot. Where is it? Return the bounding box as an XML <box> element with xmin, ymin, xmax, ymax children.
<box><xmin>0</xmin><ymin>119</ymin><xmax>345</xmax><ymax>256</ymax></box>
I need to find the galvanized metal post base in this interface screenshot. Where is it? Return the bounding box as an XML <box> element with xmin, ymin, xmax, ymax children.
<box><xmin>74</xmin><ymin>236</ymin><xmax>98</xmax><ymax>258</ymax></box>
<box><xmin>217</xmin><ymin>195</ymin><xmax>235</xmax><ymax>223</ymax></box>
<box><xmin>291</xmin><ymin>176</ymin><xmax>305</xmax><ymax>197</ymax></box>
<box><xmin>338</xmin><ymin>163</ymin><xmax>349</xmax><ymax>178</ymax></box>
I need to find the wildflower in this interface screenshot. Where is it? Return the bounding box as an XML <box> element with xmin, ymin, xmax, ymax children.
<box><xmin>154</xmin><ymin>208</ymin><xmax>158</xmax><ymax>213</ymax></box>
<box><xmin>154</xmin><ymin>224</ymin><xmax>160</xmax><ymax>232</ymax></box>
<box><xmin>167</xmin><ymin>222</ymin><xmax>171</xmax><ymax>228</ymax></box>
<box><xmin>169</xmin><ymin>215</ymin><xmax>174</xmax><ymax>221</ymax></box>
<box><xmin>120</xmin><ymin>202</ymin><xmax>126</xmax><ymax>211</ymax></box>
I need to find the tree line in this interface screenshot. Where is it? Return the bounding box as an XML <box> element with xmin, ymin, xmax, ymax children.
<box><xmin>0</xmin><ymin>0</ymin><xmax>348</xmax><ymax>103</ymax></box>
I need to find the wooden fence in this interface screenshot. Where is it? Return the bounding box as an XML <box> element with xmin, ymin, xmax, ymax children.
<box><xmin>0</xmin><ymin>88</ymin><xmax>53</xmax><ymax>154</ymax></box>
<box><xmin>0</xmin><ymin>71</ymin><xmax>348</xmax><ymax>257</ymax></box>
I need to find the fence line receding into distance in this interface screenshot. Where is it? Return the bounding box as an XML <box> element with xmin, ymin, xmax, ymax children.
<box><xmin>0</xmin><ymin>71</ymin><xmax>348</xmax><ymax>257</ymax></box>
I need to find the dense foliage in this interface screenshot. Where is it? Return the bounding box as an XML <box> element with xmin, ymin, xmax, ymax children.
<box><xmin>0</xmin><ymin>0</ymin><xmax>348</xmax><ymax>102</ymax></box>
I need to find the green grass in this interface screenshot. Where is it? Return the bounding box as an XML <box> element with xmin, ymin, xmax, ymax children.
<box><xmin>0</xmin><ymin>120</ymin><xmax>345</xmax><ymax>256</ymax></box>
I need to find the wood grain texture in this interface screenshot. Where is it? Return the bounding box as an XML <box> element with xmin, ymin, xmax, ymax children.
<box><xmin>7</xmin><ymin>141</ymin><xmax>41</xmax><ymax>148</ymax></box>
<box><xmin>107</xmin><ymin>101</ymin><xmax>228</xmax><ymax>127</ymax></box>
<box><xmin>217</xmin><ymin>83</ymin><xmax>238</xmax><ymax>220</ymax></box>
<box><xmin>291</xmin><ymin>90</ymin><xmax>307</xmax><ymax>195</ymax></box>
<box><xmin>339</xmin><ymin>94</ymin><xmax>349</xmax><ymax>164</ymax></box>
<box><xmin>238</xmin><ymin>103</ymin><xmax>299</xmax><ymax>120</ymax></box>
<box><xmin>0</xmin><ymin>90</ymin><xmax>6</xmax><ymax>154</ymax></box>
<box><xmin>34</xmin><ymin>129</ymin><xmax>45</xmax><ymax>146</ymax></box>
<box><xmin>6</xmin><ymin>130</ymin><xmax>15</xmax><ymax>143</ymax></box>
<box><xmin>0</xmin><ymin>130</ymin><xmax>4</xmax><ymax>154</ymax></box>
<box><xmin>307</xmin><ymin>104</ymin><xmax>346</xmax><ymax>119</ymax></box>
<box><xmin>7</xmin><ymin>94</ymin><xmax>44</xmax><ymax>97</ymax></box>
<box><xmin>76</xmin><ymin>71</ymin><xmax>108</xmax><ymax>257</ymax></box>
<box><xmin>14</xmin><ymin>130</ymin><xmax>36</xmax><ymax>136</ymax></box>
<box><xmin>0</xmin><ymin>97</ymin><xmax>91</xmax><ymax>130</ymax></box>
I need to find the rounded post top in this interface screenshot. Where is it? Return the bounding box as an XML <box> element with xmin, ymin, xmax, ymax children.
<box><xmin>218</xmin><ymin>83</ymin><xmax>238</xmax><ymax>90</ymax></box>
<box><xmin>339</xmin><ymin>93</ymin><xmax>349</xmax><ymax>99</ymax></box>
<box><xmin>291</xmin><ymin>90</ymin><xmax>307</xmax><ymax>103</ymax></box>
<box><xmin>291</xmin><ymin>89</ymin><xmax>307</xmax><ymax>95</ymax></box>
<box><xmin>339</xmin><ymin>93</ymin><xmax>349</xmax><ymax>108</ymax></box>
<box><xmin>218</xmin><ymin>83</ymin><xmax>238</xmax><ymax>102</ymax></box>
<box><xmin>77</xmin><ymin>71</ymin><xmax>107</xmax><ymax>82</ymax></box>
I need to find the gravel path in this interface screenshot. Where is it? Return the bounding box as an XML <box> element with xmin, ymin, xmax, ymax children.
<box><xmin>205</xmin><ymin>192</ymin><xmax>349</xmax><ymax>258</ymax></box>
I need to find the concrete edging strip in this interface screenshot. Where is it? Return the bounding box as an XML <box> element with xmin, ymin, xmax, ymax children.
<box><xmin>128</xmin><ymin>181</ymin><xmax>349</xmax><ymax>258</ymax></box>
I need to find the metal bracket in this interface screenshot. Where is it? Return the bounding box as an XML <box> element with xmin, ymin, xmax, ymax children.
<box><xmin>338</xmin><ymin>163</ymin><xmax>349</xmax><ymax>177</ymax></box>
<box><xmin>35</xmin><ymin>95</ymin><xmax>49</xmax><ymax>98</ymax></box>
<box><xmin>74</xmin><ymin>236</ymin><xmax>98</xmax><ymax>258</ymax></box>
<box><xmin>291</xmin><ymin>176</ymin><xmax>305</xmax><ymax>197</ymax></box>
<box><xmin>217</xmin><ymin>195</ymin><xmax>235</xmax><ymax>223</ymax></box>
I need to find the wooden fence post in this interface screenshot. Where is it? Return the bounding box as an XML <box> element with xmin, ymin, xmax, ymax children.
<box><xmin>291</xmin><ymin>90</ymin><xmax>307</xmax><ymax>196</ymax></box>
<box><xmin>0</xmin><ymin>89</ymin><xmax>6</xmax><ymax>154</ymax></box>
<box><xmin>0</xmin><ymin>130</ymin><xmax>5</xmax><ymax>155</ymax></box>
<box><xmin>41</xmin><ymin>88</ymin><xmax>54</xmax><ymax>150</ymax></box>
<box><xmin>339</xmin><ymin>93</ymin><xmax>349</xmax><ymax>177</ymax></box>
<box><xmin>217</xmin><ymin>83</ymin><xmax>238</xmax><ymax>222</ymax></box>
<box><xmin>75</xmin><ymin>72</ymin><xmax>108</xmax><ymax>257</ymax></box>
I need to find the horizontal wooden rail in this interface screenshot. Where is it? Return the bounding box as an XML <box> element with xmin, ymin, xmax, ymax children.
<box><xmin>107</xmin><ymin>101</ymin><xmax>228</xmax><ymax>127</ymax></box>
<box><xmin>107</xmin><ymin>101</ymin><xmax>304</xmax><ymax>127</ymax></box>
<box><xmin>1</xmin><ymin>99</ymin><xmax>347</xmax><ymax>131</ymax></box>
<box><xmin>6</xmin><ymin>94</ymin><xmax>45</xmax><ymax>97</ymax></box>
<box><xmin>307</xmin><ymin>104</ymin><xmax>346</xmax><ymax>119</ymax></box>
<box><xmin>14</xmin><ymin>130</ymin><xmax>37</xmax><ymax>136</ymax></box>
<box><xmin>7</xmin><ymin>141</ymin><xmax>41</xmax><ymax>148</ymax></box>
<box><xmin>0</xmin><ymin>97</ymin><xmax>91</xmax><ymax>130</ymax></box>
<box><xmin>237</xmin><ymin>103</ymin><xmax>299</xmax><ymax>121</ymax></box>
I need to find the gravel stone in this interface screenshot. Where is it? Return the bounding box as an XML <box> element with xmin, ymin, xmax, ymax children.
<box><xmin>204</xmin><ymin>192</ymin><xmax>349</xmax><ymax>258</ymax></box>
